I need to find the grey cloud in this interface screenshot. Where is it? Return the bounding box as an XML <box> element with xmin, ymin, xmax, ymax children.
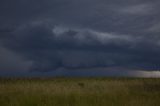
<box><xmin>0</xmin><ymin>46</ymin><xmax>32</xmax><ymax>72</ymax></box>
<box><xmin>1</xmin><ymin>22</ymin><xmax>160</xmax><ymax>72</ymax></box>
<box><xmin>0</xmin><ymin>0</ymin><xmax>160</xmax><ymax>76</ymax></box>
<box><xmin>148</xmin><ymin>23</ymin><xmax>160</xmax><ymax>33</ymax></box>
<box><xmin>115</xmin><ymin>3</ymin><xmax>155</xmax><ymax>15</ymax></box>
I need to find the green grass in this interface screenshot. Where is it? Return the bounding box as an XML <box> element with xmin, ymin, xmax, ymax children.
<box><xmin>0</xmin><ymin>78</ymin><xmax>160</xmax><ymax>106</ymax></box>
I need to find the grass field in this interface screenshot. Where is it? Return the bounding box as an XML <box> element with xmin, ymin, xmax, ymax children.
<box><xmin>0</xmin><ymin>78</ymin><xmax>160</xmax><ymax>106</ymax></box>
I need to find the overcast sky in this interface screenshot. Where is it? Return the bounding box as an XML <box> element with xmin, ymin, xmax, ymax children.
<box><xmin>0</xmin><ymin>0</ymin><xmax>160</xmax><ymax>77</ymax></box>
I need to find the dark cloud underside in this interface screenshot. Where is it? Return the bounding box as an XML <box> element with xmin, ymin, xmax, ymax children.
<box><xmin>0</xmin><ymin>0</ymin><xmax>160</xmax><ymax>76</ymax></box>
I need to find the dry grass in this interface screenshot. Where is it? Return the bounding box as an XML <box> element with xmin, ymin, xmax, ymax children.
<box><xmin>0</xmin><ymin>78</ymin><xmax>160</xmax><ymax>106</ymax></box>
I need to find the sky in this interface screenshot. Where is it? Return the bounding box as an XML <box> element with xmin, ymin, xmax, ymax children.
<box><xmin>0</xmin><ymin>0</ymin><xmax>160</xmax><ymax>77</ymax></box>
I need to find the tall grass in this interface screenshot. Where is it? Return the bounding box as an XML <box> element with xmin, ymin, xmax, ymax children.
<box><xmin>0</xmin><ymin>78</ymin><xmax>160</xmax><ymax>106</ymax></box>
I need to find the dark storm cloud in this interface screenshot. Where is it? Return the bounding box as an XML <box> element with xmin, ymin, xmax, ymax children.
<box><xmin>0</xmin><ymin>0</ymin><xmax>160</xmax><ymax>75</ymax></box>
<box><xmin>0</xmin><ymin>45</ymin><xmax>32</xmax><ymax>71</ymax></box>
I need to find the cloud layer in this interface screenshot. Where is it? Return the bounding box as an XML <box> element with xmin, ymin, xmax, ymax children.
<box><xmin>0</xmin><ymin>0</ymin><xmax>160</xmax><ymax>76</ymax></box>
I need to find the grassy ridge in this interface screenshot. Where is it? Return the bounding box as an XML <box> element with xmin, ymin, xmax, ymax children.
<box><xmin>0</xmin><ymin>78</ymin><xmax>160</xmax><ymax>106</ymax></box>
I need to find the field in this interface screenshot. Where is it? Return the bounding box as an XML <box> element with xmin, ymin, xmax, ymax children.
<box><xmin>0</xmin><ymin>78</ymin><xmax>160</xmax><ymax>106</ymax></box>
